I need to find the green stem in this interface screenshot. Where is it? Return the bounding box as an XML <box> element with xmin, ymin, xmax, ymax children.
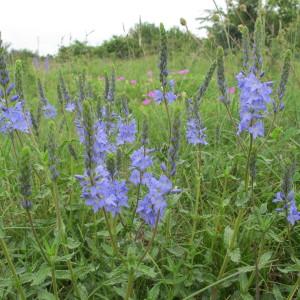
<box><xmin>163</xmin><ymin>94</ymin><xmax>172</xmax><ymax>145</ymax></box>
<box><xmin>138</xmin><ymin>212</ymin><xmax>160</xmax><ymax>265</ymax></box>
<box><xmin>287</xmin><ymin>275</ymin><xmax>300</xmax><ymax>300</ymax></box>
<box><xmin>245</xmin><ymin>134</ymin><xmax>253</xmax><ymax>193</ymax></box>
<box><xmin>51</xmin><ymin>266</ymin><xmax>59</xmax><ymax>300</ymax></box>
<box><xmin>190</xmin><ymin>146</ymin><xmax>202</xmax><ymax>243</ymax></box>
<box><xmin>103</xmin><ymin>209</ymin><xmax>124</xmax><ymax>263</ymax></box>
<box><xmin>0</xmin><ymin>237</ymin><xmax>26</xmax><ymax>300</ymax></box>
<box><xmin>125</xmin><ymin>269</ymin><xmax>135</xmax><ymax>300</ymax></box>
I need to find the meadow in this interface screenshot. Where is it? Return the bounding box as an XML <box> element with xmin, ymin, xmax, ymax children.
<box><xmin>1</xmin><ymin>22</ymin><xmax>300</xmax><ymax>300</ymax></box>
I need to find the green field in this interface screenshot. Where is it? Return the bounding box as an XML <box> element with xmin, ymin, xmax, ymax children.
<box><xmin>1</xmin><ymin>32</ymin><xmax>300</xmax><ymax>300</ymax></box>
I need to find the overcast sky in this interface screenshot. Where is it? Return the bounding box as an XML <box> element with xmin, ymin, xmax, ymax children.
<box><xmin>1</xmin><ymin>0</ymin><xmax>226</xmax><ymax>55</ymax></box>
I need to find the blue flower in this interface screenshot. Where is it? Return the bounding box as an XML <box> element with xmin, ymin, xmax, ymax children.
<box><xmin>137</xmin><ymin>174</ymin><xmax>172</xmax><ymax>227</ymax></box>
<box><xmin>65</xmin><ymin>102</ymin><xmax>76</xmax><ymax>112</ymax></box>
<box><xmin>130</xmin><ymin>147</ymin><xmax>153</xmax><ymax>171</ymax></box>
<box><xmin>237</xmin><ymin>71</ymin><xmax>273</xmax><ymax>139</ymax></box>
<box><xmin>186</xmin><ymin>118</ymin><xmax>208</xmax><ymax>145</ymax></box>
<box><xmin>43</xmin><ymin>102</ymin><xmax>57</xmax><ymax>119</ymax></box>
<box><xmin>273</xmin><ymin>190</ymin><xmax>300</xmax><ymax>225</ymax></box>
<box><xmin>116</xmin><ymin>119</ymin><xmax>136</xmax><ymax>145</ymax></box>
<box><xmin>0</xmin><ymin>101</ymin><xmax>31</xmax><ymax>133</ymax></box>
<box><xmin>76</xmin><ymin>169</ymin><xmax>128</xmax><ymax>215</ymax></box>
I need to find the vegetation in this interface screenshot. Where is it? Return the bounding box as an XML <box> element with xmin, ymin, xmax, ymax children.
<box><xmin>1</xmin><ymin>3</ymin><xmax>300</xmax><ymax>300</ymax></box>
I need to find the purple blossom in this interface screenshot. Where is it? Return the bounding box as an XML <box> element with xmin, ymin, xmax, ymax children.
<box><xmin>130</xmin><ymin>147</ymin><xmax>153</xmax><ymax>171</ymax></box>
<box><xmin>43</xmin><ymin>102</ymin><xmax>57</xmax><ymax>119</ymax></box>
<box><xmin>0</xmin><ymin>101</ymin><xmax>31</xmax><ymax>133</ymax></box>
<box><xmin>237</xmin><ymin>71</ymin><xmax>273</xmax><ymax>139</ymax></box>
<box><xmin>116</xmin><ymin>119</ymin><xmax>136</xmax><ymax>145</ymax></box>
<box><xmin>137</xmin><ymin>174</ymin><xmax>172</xmax><ymax>227</ymax></box>
<box><xmin>76</xmin><ymin>170</ymin><xmax>128</xmax><ymax>215</ymax></box>
<box><xmin>65</xmin><ymin>102</ymin><xmax>76</xmax><ymax>112</ymax></box>
<box><xmin>149</xmin><ymin>89</ymin><xmax>177</xmax><ymax>104</ymax></box>
<box><xmin>186</xmin><ymin>118</ymin><xmax>208</xmax><ymax>145</ymax></box>
<box><xmin>273</xmin><ymin>190</ymin><xmax>300</xmax><ymax>225</ymax></box>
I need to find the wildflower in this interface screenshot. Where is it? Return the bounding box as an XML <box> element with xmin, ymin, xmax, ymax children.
<box><xmin>117</xmin><ymin>76</ymin><xmax>125</xmax><ymax>81</ymax></box>
<box><xmin>186</xmin><ymin>118</ymin><xmax>208</xmax><ymax>145</ymax></box>
<box><xmin>0</xmin><ymin>101</ymin><xmax>31</xmax><ymax>133</ymax></box>
<box><xmin>186</xmin><ymin>99</ymin><xmax>208</xmax><ymax>145</ymax></box>
<box><xmin>76</xmin><ymin>169</ymin><xmax>128</xmax><ymax>215</ymax></box>
<box><xmin>273</xmin><ymin>190</ymin><xmax>300</xmax><ymax>225</ymax></box>
<box><xmin>228</xmin><ymin>87</ymin><xmax>236</xmax><ymax>94</ymax></box>
<box><xmin>65</xmin><ymin>102</ymin><xmax>76</xmax><ymax>112</ymax></box>
<box><xmin>130</xmin><ymin>147</ymin><xmax>153</xmax><ymax>171</ymax></box>
<box><xmin>236</xmin><ymin>71</ymin><xmax>273</xmax><ymax>138</ymax></box>
<box><xmin>43</xmin><ymin>102</ymin><xmax>57</xmax><ymax>119</ymax></box>
<box><xmin>273</xmin><ymin>165</ymin><xmax>300</xmax><ymax>225</ymax></box>
<box><xmin>149</xmin><ymin>89</ymin><xmax>177</xmax><ymax>104</ymax></box>
<box><xmin>177</xmin><ymin>69</ymin><xmax>189</xmax><ymax>75</ymax></box>
<box><xmin>37</xmin><ymin>79</ymin><xmax>57</xmax><ymax>119</ymax></box>
<box><xmin>142</xmin><ymin>98</ymin><xmax>151</xmax><ymax>106</ymax></box>
<box><xmin>137</xmin><ymin>174</ymin><xmax>172</xmax><ymax>227</ymax></box>
<box><xmin>130</xmin><ymin>79</ymin><xmax>137</xmax><ymax>85</ymax></box>
<box><xmin>116</xmin><ymin>119</ymin><xmax>136</xmax><ymax>145</ymax></box>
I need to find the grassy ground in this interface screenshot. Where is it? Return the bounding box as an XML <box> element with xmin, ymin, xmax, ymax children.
<box><xmin>1</xmin><ymin>47</ymin><xmax>300</xmax><ymax>300</ymax></box>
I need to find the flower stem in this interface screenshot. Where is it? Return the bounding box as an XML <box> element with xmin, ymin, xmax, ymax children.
<box><xmin>125</xmin><ymin>268</ymin><xmax>135</xmax><ymax>300</ymax></box>
<box><xmin>245</xmin><ymin>134</ymin><xmax>253</xmax><ymax>193</ymax></box>
<box><xmin>190</xmin><ymin>146</ymin><xmax>202</xmax><ymax>243</ymax></box>
<box><xmin>103</xmin><ymin>209</ymin><xmax>124</xmax><ymax>263</ymax></box>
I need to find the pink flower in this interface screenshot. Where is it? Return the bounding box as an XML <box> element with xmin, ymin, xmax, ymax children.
<box><xmin>147</xmin><ymin>91</ymin><xmax>156</xmax><ymax>98</ymax></box>
<box><xmin>228</xmin><ymin>87</ymin><xmax>236</xmax><ymax>94</ymax></box>
<box><xmin>130</xmin><ymin>80</ymin><xmax>137</xmax><ymax>85</ymax></box>
<box><xmin>117</xmin><ymin>76</ymin><xmax>125</xmax><ymax>81</ymax></box>
<box><xmin>177</xmin><ymin>69</ymin><xmax>189</xmax><ymax>75</ymax></box>
<box><xmin>142</xmin><ymin>98</ymin><xmax>152</xmax><ymax>106</ymax></box>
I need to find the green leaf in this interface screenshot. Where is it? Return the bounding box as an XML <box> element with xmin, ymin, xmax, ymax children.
<box><xmin>78</xmin><ymin>283</ymin><xmax>88</xmax><ymax>300</ymax></box>
<box><xmin>136</xmin><ymin>264</ymin><xmax>156</xmax><ymax>279</ymax></box>
<box><xmin>229</xmin><ymin>248</ymin><xmax>241</xmax><ymax>263</ymax></box>
<box><xmin>37</xmin><ymin>290</ymin><xmax>56</xmax><ymax>300</ymax></box>
<box><xmin>66</xmin><ymin>237</ymin><xmax>81</xmax><ymax>249</ymax></box>
<box><xmin>147</xmin><ymin>283</ymin><xmax>160</xmax><ymax>300</ymax></box>
<box><xmin>258</xmin><ymin>251</ymin><xmax>272</xmax><ymax>268</ymax></box>
<box><xmin>31</xmin><ymin>264</ymin><xmax>51</xmax><ymax>286</ymax></box>
<box><xmin>224</xmin><ymin>226</ymin><xmax>234</xmax><ymax>248</ymax></box>
<box><xmin>272</xmin><ymin>285</ymin><xmax>284</xmax><ymax>300</ymax></box>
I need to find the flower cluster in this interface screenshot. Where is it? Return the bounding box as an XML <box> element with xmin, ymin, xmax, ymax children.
<box><xmin>236</xmin><ymin>72</ymin><xmax>273</xmax><ymax>139</ymax></box>
<box><xmin>37</xmin><ymin>79</ymin><xmax>57</xmax><ymax>119</ymax></box>
<box><xmin>0</xmin><ymin>101</ymin><xmax>31</xmax><ymax>133</ymax></box>
<box><xmin>273</xmin><ymin>191</ymin><xmax>300</xmax><ymax>225</ymax></box>
<box><xmin>137</xmin><ymin>174</ymin><xmax>172</xmax><ymax>227</ymax></box>
<box><xmin>116</xmin><ymin>119</ymin><xmax>136</xmax><ymax>145</ymax></box>
<box><xmin>186</xmin><ymin>99</ymin><xmax>207</xmax><ymax>145</ymax></box>
<box><xmin>76</xmin><ymin>166</ymin><xmax>128</xmax><ymax>215</ymax></box>
<box><xmin>149</xmin><ymin>80</ymin><xmax>177</xmax><ymax>104</ymax></box>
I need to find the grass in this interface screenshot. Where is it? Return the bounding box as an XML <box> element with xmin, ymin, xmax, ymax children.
<box><xmin>1</xmin><ymin>45</ymin><xmax>300</xmax><ymax>300</ymax></box>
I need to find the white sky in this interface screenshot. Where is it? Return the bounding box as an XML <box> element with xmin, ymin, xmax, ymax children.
<box><xmin>1</xmin><ymin>0</ymin><xmax>226</xmax><ymax>55</ymax></box>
